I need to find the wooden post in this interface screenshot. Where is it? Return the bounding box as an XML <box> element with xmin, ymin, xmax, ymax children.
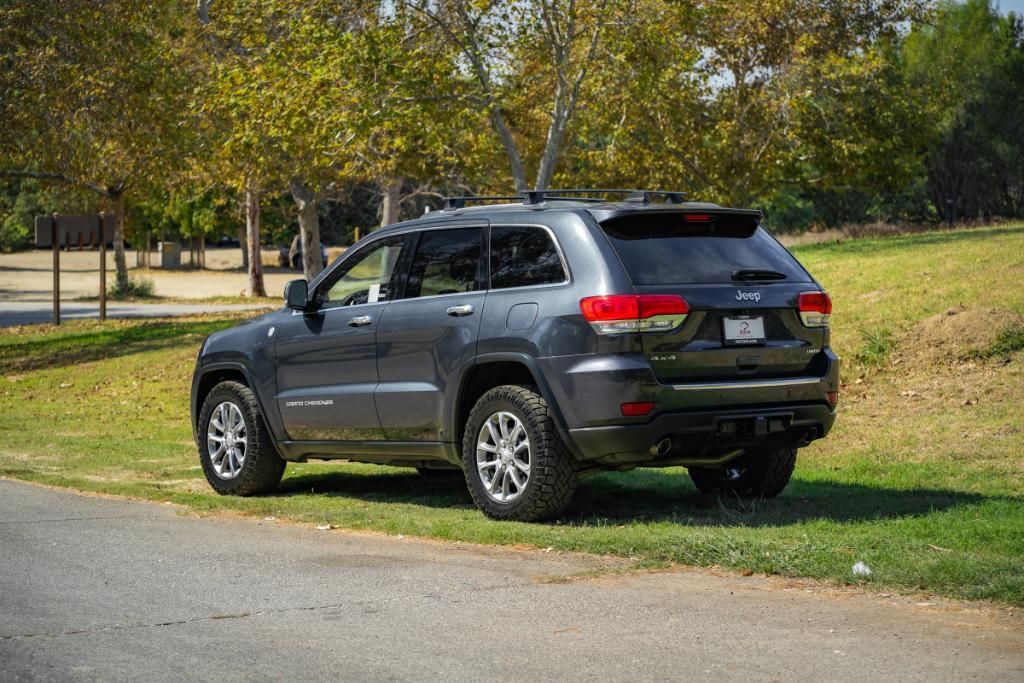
<box><xmin>98</xmin><ymin>214</ymin><xmax>107</xmax><ymax>322</ymax></box>
<box><xmin>51</xmin><ymin>213</ymin><xmax>60</xmax><ymax>326</ymax></box>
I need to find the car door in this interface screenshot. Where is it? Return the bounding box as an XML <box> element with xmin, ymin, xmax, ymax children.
<box><xmin>273</xmin><ymin>234</ymin><xmax>410</xmax><ymax>441</ymax></box>
<box><xmin>374</xmin><ymin>224</ymin><xmax>487</xmax><ymax>442</ymax></box>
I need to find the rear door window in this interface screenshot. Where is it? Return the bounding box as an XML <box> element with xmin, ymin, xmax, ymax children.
<box><xmin>601</xmin><ymin>214</ymin><xmax>810</xmax><ymax>285</ymax></box>
<box><xmin>402</xmin><ymin>228</ymin><xmax>483</xmax><ymax>298</ymax></box>
<box><xmin>489</xmin><ymin>225</ymin><xmax>566</xmax><ymax>289</ymax></box>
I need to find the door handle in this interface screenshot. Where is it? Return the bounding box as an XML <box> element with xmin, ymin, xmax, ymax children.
<box><xmin>446</xmin><ymin>304</ymin><xmax>475</xmax><ymax>317</ymax></box>
<box><xmin>348</xmin><ymin>315</ymin><xmax>373</xmax><ymax>327</ymax></box>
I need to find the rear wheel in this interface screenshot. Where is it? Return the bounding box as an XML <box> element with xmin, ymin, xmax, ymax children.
<box><xmin>198</xmin><ymin>381</ymin><xmax>286</xmax><ymax>495</ymax></box>
<box><xmin>462</xmin><ymin>385</ymin><xmax>577</xmax><ymax>521</ymax></box>
<box><xmin>688</xmin><ymin>448</ymin><xmax>797</xmax><ymax>498</ymax></box>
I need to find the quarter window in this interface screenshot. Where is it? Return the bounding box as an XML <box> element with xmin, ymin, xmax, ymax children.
<box><xmin>403</xmin><ymin>228</ymin><xmax>483</xmax><ymax>299</ymax></box>
<box><xmin>489</xmin><ymin>225</ymin><xmax>565</xmax><ymax>289</ymax></box>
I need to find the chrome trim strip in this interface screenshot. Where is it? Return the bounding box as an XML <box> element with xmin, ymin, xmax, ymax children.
<box><xmin>670</xmin><ymin>376</ymin><xmax>823</xmax><ymax>391</ymax></box>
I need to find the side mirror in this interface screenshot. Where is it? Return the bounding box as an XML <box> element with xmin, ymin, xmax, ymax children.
<box><xmin>284</xmin><ymin>279</ymin><xmax>310</xmax><ymax>310</ymax></box>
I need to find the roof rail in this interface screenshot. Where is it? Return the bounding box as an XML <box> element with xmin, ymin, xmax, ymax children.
<box><xmin>442</xmin><ymin>195</ymin><xmax>522</xmax><ymax>210</ymax></box>
<box><xmin>521</xmin><ymin>188</ymin><xmax>686</xmax><ymax>205</ymax></box>
<box><xmin>441</xmin><ymin>188</ymin><xmax>688</xmax><ymax>211</ymax></box>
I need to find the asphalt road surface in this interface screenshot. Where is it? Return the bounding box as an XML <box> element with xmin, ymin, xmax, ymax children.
<box><xmin>0</xmin><ymin>302</ymin><xmax>272</xmax><ymax>327</ymax></box>
<box><xmin>1</xmin><ymin>479</ymin><xmax>1021</xmax><ymax>681</ymax></box>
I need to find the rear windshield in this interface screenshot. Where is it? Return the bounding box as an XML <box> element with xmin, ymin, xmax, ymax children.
<box><xmin>600</xmin><ymin>214</ymin><xmax>810</xmax><ymax>285</ymax></box>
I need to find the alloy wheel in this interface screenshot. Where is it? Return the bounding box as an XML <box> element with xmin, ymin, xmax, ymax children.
<box><xmin>207</xmin><ymin>401</ymin><xmax>246</xmax><ymax>479</ymax></box>
<box><xmin>476</xmin><ymin>411</ymin><xmax>531</xmax><ymax>503</ymax></box>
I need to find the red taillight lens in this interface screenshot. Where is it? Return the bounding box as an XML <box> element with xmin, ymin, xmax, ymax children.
<box><xmin>684</xmin><ymin>214</ymin><xmax>711</xmax><ymax>222</ymax></box>
<box><xmin>580</xmin><ymin>295</ymin><xmax>640</xmax><ymax>321</ymax></box>
<box><xmin>580</xmin><ymin>295</ymin><xmax>689</xmax><ymax>334</ymax></box>
<box><xmin>798</xmin><ymin>291</ymin><xmax>832</xmax><ymax>327</ymax></box>
<box><xmin>621</xmin><ymin>401</ymin><xmax>655</xmax><ymax>417</ymax></box>
<box><xmin>826</xmin><ymin>391</ymin><xmax>839</xmax><ymax>407</ymax></box>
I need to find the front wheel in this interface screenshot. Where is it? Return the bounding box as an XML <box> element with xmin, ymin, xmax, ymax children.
<box><xmin>462</xmin><ymin>385</ymin><xmax>577</xmax><ymax>521</ymax></box>
<box><xmin>688</xmin><ymin>448</ymin><xmax>797</xmax><ymax>498</ymax></box>
<box><xmin>198</xmin><ymin>381</ymin><xmax>286</xmax><ymax>495</ymax></box>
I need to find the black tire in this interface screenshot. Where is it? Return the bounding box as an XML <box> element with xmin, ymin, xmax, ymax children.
<box><xmin>688</xmin><ymin>448</ymin><xmax>797</xmax><ymax>498</ymax></box>
<box><xmin>462</xmin><ymin>385</ymin><xmax>577</xmax><ymax>521</ymax></box>
<box><xmin>197</xmin><ymin>381</ymin><xmax>286</xmax><ymax>495</ymax></box>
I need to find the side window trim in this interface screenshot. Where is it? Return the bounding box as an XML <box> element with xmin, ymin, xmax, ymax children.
<box><xmin>486</xmin><ymin>223</ymin><xmax>571</xmax><ymax>291</ymax></box>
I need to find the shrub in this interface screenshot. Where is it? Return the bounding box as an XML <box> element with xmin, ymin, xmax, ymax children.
<box><xmin>107</xmin><ymin>276</ymin><xmax>156</xmax><ymax>300</ymax></box>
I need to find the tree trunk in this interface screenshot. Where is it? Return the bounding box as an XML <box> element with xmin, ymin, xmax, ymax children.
<box><xmin>245</xmin><ymin>186</ymin><xmax>267</xmax><ymax>297</ymax></box>
<box><xmin>380</xmin><ymin>179</ymin><xmax>402</xmax><ymax>228</ymax></box>
<box><xmin>289</xmin><ymin>177</ymin><xmax>323</xmax><ymax>281</ymax></box>
<box><xmin>490</xmin><ymin>111</ymin><xmax>528</xmax><ymax>192</ymax></box>
<box><xmin>112</xmin><ymin>194</ymin><xmax>129</xmax><ymax>291</ymax></box>
<box><xmin>239</xmin><ymin>227</ymin><xmax>248</xmax><ymax>270</ymax></box>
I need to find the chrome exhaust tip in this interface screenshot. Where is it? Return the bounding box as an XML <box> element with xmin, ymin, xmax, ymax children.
<box><xmin>650</xmin><ymin>438</ymin><xmax>673</xmax><ymax>457</ymax></box>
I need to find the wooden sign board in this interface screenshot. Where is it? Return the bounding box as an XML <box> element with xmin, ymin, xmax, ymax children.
<box><xmin>34</xmin><ymin>213</ymin><xmax>115</xmax><ymax>325</ymax></box>
<box><xmin>34</xmin><ymin>214</ymin><xmax>115</xmax><ymax>248</ymax></box>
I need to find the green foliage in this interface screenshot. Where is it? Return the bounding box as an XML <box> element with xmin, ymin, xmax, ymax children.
<box><xmin>107</xmin><ymin>276</ymin><xmax>157</xmax><ymax>300</ymax></box>
<box><xmin>855</xmin><ymin>327</ymin><xmax>896</xmax><ymax>369</ymax></box>
<box><xmin>2</xmin><ymin>0</ymin><xmax>1023</xmax><ymax>235</ymax></box>
<box><xmin>971</xmin><ymin>324</ymin><xmax>1024</xmax><ymax>360</ymax></box>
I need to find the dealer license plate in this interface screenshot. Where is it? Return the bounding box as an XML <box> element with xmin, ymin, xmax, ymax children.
<box><xmin>722</xmin><ymin>316</ymin><xmax>765</xmax><ymax>345</ymax></box>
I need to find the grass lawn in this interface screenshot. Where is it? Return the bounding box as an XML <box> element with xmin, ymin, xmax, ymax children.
<box><xmin>1</xmin><ymin>224</ymin><xmax>1022</xmax><ymax>604</ymax></box>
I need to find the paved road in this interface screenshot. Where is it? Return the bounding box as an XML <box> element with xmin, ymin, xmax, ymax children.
<box><xmin>0</xmin><ymin>302</ymin><xmax>273</xmax><ymax>327</ymax></box>
<box><xmin>1</xmin><ymin>480</ymin><xmax>1021</xmax><ymax>681</ymax></box>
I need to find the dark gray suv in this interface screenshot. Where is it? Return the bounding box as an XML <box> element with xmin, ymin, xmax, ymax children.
<box><xmin>191</xmin><ymin>189</ymin><xmax>839</xmax><ymax>521</ymax></box>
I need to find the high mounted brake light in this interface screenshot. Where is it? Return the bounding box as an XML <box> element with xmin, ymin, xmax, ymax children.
<box><xmin>579</xmin><ymin>294</ymin><xmax>689</xmax><ymax>334</ymax></box>
<box><xmin>798</xmin><ymin>291</ymin><xmax>832</xmax><ymax>327</ymax></box>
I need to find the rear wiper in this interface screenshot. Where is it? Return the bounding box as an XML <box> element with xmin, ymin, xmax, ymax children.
<box><xmin>731</xmin><ymin>268</ymin><xmax>787</xmax><ymax>281</ymax></box>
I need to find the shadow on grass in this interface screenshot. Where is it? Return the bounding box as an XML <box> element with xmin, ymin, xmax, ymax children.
<box><xmin>275</xmin><ymin>466</ymin><xmax>990</xmax><ymax>527</ymax></box>
<box><xmin>0</xmin><ymin>318</ymin><xmax>241</xmax><ymax>373</ymax></box>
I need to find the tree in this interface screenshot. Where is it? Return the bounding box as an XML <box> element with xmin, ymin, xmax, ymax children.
<box><xmin>903</xmin><ymin>0</ymin><xmax>1024</xmax><ymax>223</ymax></box>
<box><xmin>0</xmin><ymin>0</ymin><xmax>192</xmax><ymax>289</ymax></box>
<box><xmin>409</xmin><ymin>0</ymin><xmax>609</xmax><ymax>191</ymax></box>
<box><xmin>563</xmin><ymin>0</ymin><xmax>931</xmax><ymax>226</ymax></box>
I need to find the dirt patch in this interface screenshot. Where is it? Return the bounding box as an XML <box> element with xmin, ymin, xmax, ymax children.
<box><xmin>893</xmin><ymin>306</ymin><xmax>1023</xmax><ymax>370</ymax></box>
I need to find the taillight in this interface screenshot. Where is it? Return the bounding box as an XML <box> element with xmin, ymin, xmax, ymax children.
<box><xmin>798</xmin><ymin>291</ymin><xmax>832</xmax><ymax>327</ymax></box>
<box><xmin>579</xmin><ymin>294</ymin><xmax>689</xmax><ymax>334</ymax></box>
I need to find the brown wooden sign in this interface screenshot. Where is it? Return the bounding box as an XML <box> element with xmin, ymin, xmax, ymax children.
<box><xmin>34</xmin><ymin>214</ymin><xmax>114</xmax><ymax>248</ymax></box>
<box><xmin>34</xmin><ymin>214</ymin><xmax>115</xmax><ymax>325</ymax></box>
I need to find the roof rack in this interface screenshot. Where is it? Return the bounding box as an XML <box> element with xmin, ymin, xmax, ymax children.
<box><xmin>440</xmin><ymin>188</ymin><xmax>688</xmax><ymax>211</ymax></box>
<box><xmin>522</xmin><ymin>188</ymin><xmax>686</xmax><ymax>205</ymax></box>
<box><xmin>442</xmin><ymin>195</ymin><xmax>522</xmax><ymax>210</ymax></box>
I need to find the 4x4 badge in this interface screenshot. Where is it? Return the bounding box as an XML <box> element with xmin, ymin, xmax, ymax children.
<box><xmin>735</xmin><ymin>290</ymin><xmax>761</xmax><ymax>302</ymax></box>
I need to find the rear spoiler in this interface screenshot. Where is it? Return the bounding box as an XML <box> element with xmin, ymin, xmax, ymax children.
<box><xmin>591</xmin><ymin>207</ymin><xmax>764</xmax><ymax>235</ymax></box>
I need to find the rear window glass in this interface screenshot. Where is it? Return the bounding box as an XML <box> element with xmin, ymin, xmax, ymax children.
<box><xmin>600</xmin><ymin>214</ymin><xmax>810</xmax><ymax>285</ymax></box>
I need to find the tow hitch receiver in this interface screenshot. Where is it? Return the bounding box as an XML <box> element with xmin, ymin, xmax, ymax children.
<box><xmin>715</xmin><ymin>414</ymin><xmax>790</xmax><ymax>437</ymax></box>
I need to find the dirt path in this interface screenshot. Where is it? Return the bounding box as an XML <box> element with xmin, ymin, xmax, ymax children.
<box><xmin>0</xmin><ymin>247</ymin><xmax>303</xmax><ymax>301</ymax></box>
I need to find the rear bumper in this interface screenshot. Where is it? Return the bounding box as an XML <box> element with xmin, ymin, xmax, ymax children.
<box><xmin>555</xmin><ymin>349</ymin><xmax>840</xmax><ymax>463</ymax></box>
<box><xmin>568</xmin><ymin>402</ymin><xmax>836</xmax><ymax>464</ymax></box>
